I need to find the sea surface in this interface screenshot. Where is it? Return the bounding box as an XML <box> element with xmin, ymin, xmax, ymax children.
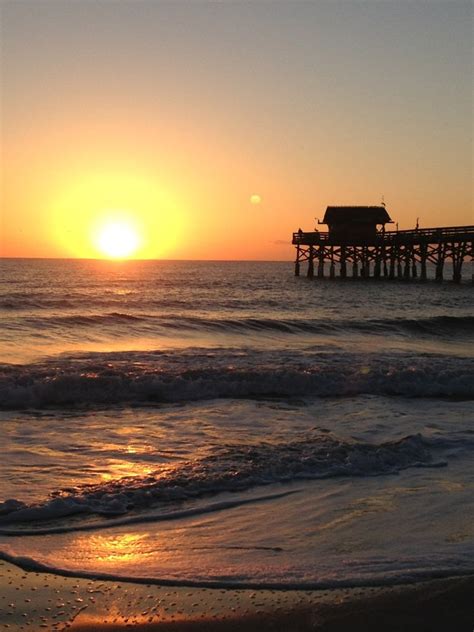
<box><xmin>0</xmin><ymin>258</ymin><xmax>473</xmax><ymax>588</ymax></box>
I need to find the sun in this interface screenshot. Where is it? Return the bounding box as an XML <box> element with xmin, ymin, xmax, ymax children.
<box><xmin>95</xmin><ymin>220</ymin><xmax>141</xmax><ymax>259</ymax></box>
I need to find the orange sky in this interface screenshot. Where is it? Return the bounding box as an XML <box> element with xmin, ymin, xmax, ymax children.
<box><xmin>1</xmin><ymin>1</ymin><xmax>472</xmax><ymax>260</ymax></box>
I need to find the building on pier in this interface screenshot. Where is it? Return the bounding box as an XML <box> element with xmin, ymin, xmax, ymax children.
<box><xmin>293</xmin><ymin>206</ymin><xmax>474</xmax><ymax>282</ymax></box>
<box><xmin>321</xmin><ymin>206</ymin><xmax>393</xmax><ymax>242</ymax></box>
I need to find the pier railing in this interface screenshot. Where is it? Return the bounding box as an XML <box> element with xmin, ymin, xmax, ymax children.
<box><xmin>292</xmin><ymin>225</ymin><xmax>474</xmax><ymax>246</ymax></box>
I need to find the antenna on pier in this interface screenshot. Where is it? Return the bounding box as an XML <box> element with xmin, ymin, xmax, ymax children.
<box><xmin>381</xmin><ymin>195</ymin><xmax>386</xmax><ymax>208</ymax></box>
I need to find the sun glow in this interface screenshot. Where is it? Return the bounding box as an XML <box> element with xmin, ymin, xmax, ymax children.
<box><xmin>95</xmin><ymin>219</ymin><xmax>141</xmax><ymax>259</ymax></box>
<box><xmin>45</xmin><ymin>170</ymin><xmax>187</xmax><ymax>259</ymax></box>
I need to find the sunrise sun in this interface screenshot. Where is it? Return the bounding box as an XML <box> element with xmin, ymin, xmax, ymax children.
<box><xmin>95</xmin><ymin>220</ymin><xmax>141</xmax><ymax>258</ymax></box>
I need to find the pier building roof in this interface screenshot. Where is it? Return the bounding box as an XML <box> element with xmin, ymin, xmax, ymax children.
<box><xmin>322</xmin><ymin>206</ymin><xmax>392</xmax><ymax>225</ymax></box>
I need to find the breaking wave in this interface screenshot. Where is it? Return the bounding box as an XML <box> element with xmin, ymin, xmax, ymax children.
<box><xmin>0</xmin><ymin>432</ymin><xmax>444</xmax><ymax>532</ymax></box>
<box><xmin>0</xmin><ymin>348</ymin><xmax>472</xmax><ymax>409</ymax></box>
<box><xmin>0</xmin><ymin>368</ymin><xmax>467</xmax><ymax>407</ymax></box>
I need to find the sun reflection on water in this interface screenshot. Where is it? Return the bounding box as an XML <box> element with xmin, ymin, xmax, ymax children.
<box><xmin>99</xmin><ymin>460</ymin><xmax>155</xmax><ymax>482</ymax></box>
<box><xmin>85</xmin><ymin>533</ymin><xmax>148</xmax><ymax>564</ymax></box>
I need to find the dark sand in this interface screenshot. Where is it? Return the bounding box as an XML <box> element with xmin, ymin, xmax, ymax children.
<box><xmin>0</xmin><ymin>560</ymin><xmax>472</xmax><ymax>631</ymax></box>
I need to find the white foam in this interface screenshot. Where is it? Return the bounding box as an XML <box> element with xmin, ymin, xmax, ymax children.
<box><xmin>1</xmin><ymin>348</ymin><xmax>472</xmax><ymax>409</ymax></box>
<box><xmin>0</xmin><ymin>490</ymin><xmax>299</xmax><ymax>536</ymax></box>
<box><xmin>0</xmin><ymin>433</ymin><xmax>445</xmax><ymax>530</ymax></box>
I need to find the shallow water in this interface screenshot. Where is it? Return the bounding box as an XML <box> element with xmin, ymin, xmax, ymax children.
<box><xmin>0</xmin><ymin>259</ymin><xmax>473</xmax><ymax>587</ymax></box>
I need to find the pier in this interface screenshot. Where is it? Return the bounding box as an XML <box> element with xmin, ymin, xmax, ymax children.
<box><xmin>293</xmin><ymin>207</ymin><xmax>474</xmax><ymax>282</ymax></box>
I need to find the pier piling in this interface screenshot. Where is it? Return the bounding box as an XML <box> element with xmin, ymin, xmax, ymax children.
<box><xmin>293</xmin><ymin>223</ymin><xmax>474</xmax><ymax>283</ymax></box>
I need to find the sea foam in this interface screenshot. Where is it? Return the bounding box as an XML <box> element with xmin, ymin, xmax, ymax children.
<box><xmin>0</xmin><ymin>432</ymin><xmax>445</xmax><ymax>531</ymax></box>
<box><xmin>0</xmin><ymin>348</ymin><xmax>472</xmax><ymax>409</ymax></box>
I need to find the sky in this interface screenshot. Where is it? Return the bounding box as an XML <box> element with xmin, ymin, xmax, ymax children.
<box><xmin>1</xmin><ymin>0</ymin><xmax>472</xmax><ymax>260</ymax></box>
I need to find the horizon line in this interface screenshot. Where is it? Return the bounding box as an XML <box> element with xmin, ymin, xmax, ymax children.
<box><xmin>0</xmin><ymin>256</ymin><xmax>291</xmax><ymax>263</ymax></box>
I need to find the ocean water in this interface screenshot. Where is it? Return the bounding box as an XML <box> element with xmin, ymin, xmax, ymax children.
<box><xmin>0</xmin><ymin>258</ymin><xmax>473</xmax><ymax>588</ymax></box>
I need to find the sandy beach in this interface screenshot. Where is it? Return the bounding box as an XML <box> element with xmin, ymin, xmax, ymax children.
<box><xmin>0</xmin><ymin>560</ymin><xmax>472</xmax><ymax>631</ymax></box>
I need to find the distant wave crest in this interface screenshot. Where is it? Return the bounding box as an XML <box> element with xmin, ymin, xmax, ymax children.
<box><xmin>3</xmin><ymin>309</ymin><xmax>474</xmax><ymax>338</ymax></box>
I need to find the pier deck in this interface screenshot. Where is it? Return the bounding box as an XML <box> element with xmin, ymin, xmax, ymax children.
<box><xmin>292</xmin><ymin>225</ymin><xmax>474</xmax><ymax>282</ymax></box>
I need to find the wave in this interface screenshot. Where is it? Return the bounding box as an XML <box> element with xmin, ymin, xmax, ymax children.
<box><xmin>4</xmin><ymin>312</ymin><xmax>474</xmax><ymax>338</ymax></box>
<box><xmin>0</xmin><ymin>490</ymin><xmax>298</xmax><ymax>536</ymax></box>
<box><xmin>39</xmin><ymin>312</ymin><xmax>144</xmax><ymax>325</ymax></box>
<box><xmin>0</xmin><ymin>348</ymin><xmax>472</xmax><ymax>409</ymax></box>
<box><xmin>0</xmin><ymin>433</ymin><xmax>444</xmax><ymax>531</ymax></box>
<box><xmin>1</xmin><ymin>548</ymin><xmax>473</xmax><ymax>590</ymax></box>
<box><xmin>393</xmin><ymin>315</ymin><xmax>474</xmax><ymax>336</ymax></box>
<box><xmin>189</xmin><ymin>314</ymin><xmax>474</xmax><ymax>338</ymax></box>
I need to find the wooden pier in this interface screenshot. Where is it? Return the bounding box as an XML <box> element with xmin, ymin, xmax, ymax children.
<box><xmin>293</xmin><ymin>207</ymin><xmax>474</xmax><ymax>282</ymax></box>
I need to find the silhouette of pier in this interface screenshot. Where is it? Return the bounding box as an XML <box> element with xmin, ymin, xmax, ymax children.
<box><xmin>292</xmin><ymin>207</ymin><xmax>474</xmax><ymax>282</ymax></box>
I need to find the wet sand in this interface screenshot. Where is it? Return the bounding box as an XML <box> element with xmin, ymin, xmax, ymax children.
<box><xmin>0</xmin><ymin>560</ymin><xmax>472</xmax><ymax>631</ymax></box>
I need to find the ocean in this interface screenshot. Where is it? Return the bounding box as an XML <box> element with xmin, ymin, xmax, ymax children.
<box><xmin>0</xmin><ymin>258</ymin><xmax>473</xmax><ymax>589</ymax></box>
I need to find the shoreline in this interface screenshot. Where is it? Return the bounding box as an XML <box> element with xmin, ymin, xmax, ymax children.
<box><xmin>1</xmin><ymin>560</ymin><xmax>473</xmax><ymax>631</ymax></box>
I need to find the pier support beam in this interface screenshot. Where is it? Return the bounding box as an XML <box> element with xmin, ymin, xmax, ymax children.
<box><xmin>452</xmin><ymin>242</ymin><xmax>466</xmax><ymax>283</ymax></box>
<box><xmin>404</xmin><ymin>248</ymin><xmax>411</xmax><ymax>279</ymax></box>
<box><xmin>420</xmin><ymin>244</ymin><xmax>427</xmax><ymax>281</ymax></box>
<box><xmin>317</xmin><ymin>248</ymin><xmax>325</xmax><ymax>278</ymax></box>
<box><xmin>389</xmin><ymin>251</ymin><xmax>395</xmax><ymax>279</ymax></box>
<box><xmin>340</xmin><ymin>247</ymin><xmax>347</xmax><ymax>278</ymax></box>
<box><xmin>307</xmin><ymin>245</ymin><xmax>314</xmax><ymax>278</ymax></box>
<box><xmin>420</xmin><ymin>259</ymin><xmax>427</xmax><ymax>280</ymax></box>
<box><xmin>453</xmin><ymin>264</ymin><xmax>462</xmax><ymax>283</ymax></box>
<box><xmin>374</xmin><ymin>251</ymin><xmax>381</xmax><ymax>278</ymax></box>
<box><xmin>380</xmin><ymin>247</ymin><xmax>387</xmax><ymax>277</ymax></box>
<box><xmin>435</xmin><ymin>243</ymin><xmax>445</xmax><ymax>281</ymax></box>
<box><xmin>360</xmin><ymin>248</ymin><xmax>369</xmax><ymax>278</ymax></box>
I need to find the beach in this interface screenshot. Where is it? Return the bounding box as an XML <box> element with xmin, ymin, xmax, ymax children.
<box><xmin>1</xmin><ymin>560</ymin><xmax>473</xmax><ymax>631</ymax></box>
